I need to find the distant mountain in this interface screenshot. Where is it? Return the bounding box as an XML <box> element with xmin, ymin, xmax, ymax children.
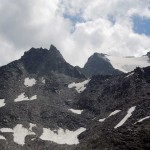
<box><xmin>77</xmin><ymin>53</ymin><xmax>121</xmax><ymax>77</ymax></box>
<box><xmin>77</xmin><ymin>52</ymin><xmax>150</xmax><ymax>77</ymax></box>
<box><xmin>0</xmin><ymin>45</ymin><xmax>149</xmax><ymax>150</ymax></box>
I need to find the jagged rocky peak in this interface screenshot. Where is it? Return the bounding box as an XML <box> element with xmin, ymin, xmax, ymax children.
<box><xmin>92</xmin><ymin>52</ymin><xmax>108</xmax><ymax>58</ymax></box>
<box><xmin>21</xmin><ymin>45</ymin><xmax>64</xmax><ymax>62</ymax></box>
<box><xmin>49</xmin><ymin>44</ymin><xmax>64</xmax><ymax>59</ymax></box>
<box><xmin>20</xmin><ymin>45</ymin><xmax>84</xmax><ymax>78</ymax></box>
<box><xmin>81</xmin><ymin>52</ymin><xmax>121</xmax><ymax>77</ymax></box>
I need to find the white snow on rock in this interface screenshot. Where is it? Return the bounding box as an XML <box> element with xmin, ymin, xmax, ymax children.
<box><xmin>0</xmin><ymin>135</ymin><xmax>6</xmax><ymax>140</ymax></box>
<box><xmin>68</xmin><ymin>79</ymin><xmax>90</xmax><ymax>93</ymax></box>
<box><xmin>24</xmin><ymin>78</ymin><xmax>36</xmax><ymax>87</ymax></box>
<box><xmin>0</xmin><ymin>124</ymin><xmax>36</xmax><ymax>146</ymax></box>
<box><xmin>14</xmin><ymin>93</ymin><xmax>37</xmax><ymax>102</ymax></box>
<box><xmin>41</xmin><ymin>77</ymin><xmax>45</xmax><ymax>84</ymax></box>
<box><xmin>99</xmin><ymin>118</ymin><xmax>106</xmax><ymax>122</ymax></box>
<box><xmin>134</xmin><ymin>116</ymin><xmax>150</xmax><ymax>124</ymax></box>
<box><xmin>108</xmin><ymin>110</ymin><xmax>121</xmax><ymax>117</ymax></box>
<box><xmin>29</xmin><ymin>123</ymin><xmax>36</xmax><ymax>131</ymax></box>
<box><xmin>99</xmin><ymin>110</ymin><xmax>121</xmax><ymax>122</ymax></box>
<box><xmin>40</xmin><ymin>127</ymin><xmax>86</xmax><ymax>145</ymax></box>
<box><xmin>114</xmin><ymin>106</ymin><xmax>136</xmax><ymax>129</ymax></box>
<box><xmin>0</xmin><ymin>99</ymin><xmax>5</xmax><ymax>108</ymax></box>
<box><xmin>125</xmin><ymin>72</ymin><xmax>134</xmax><ymax>78</ymax></box>
<box><xmin>69</xmin><ymin>109</ymin><xmax>83</xmax><ymax>114</ymax></box>
<box><xmin>106</xmin><ymin>55</ymin><xmax>149</xmax><ymax>73</ymax></box>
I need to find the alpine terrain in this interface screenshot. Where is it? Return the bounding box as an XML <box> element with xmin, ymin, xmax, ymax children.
<box><xmin>0</xmin><ymin>45</ymin><xmax>150</xmax><ymax>150</ymax></box>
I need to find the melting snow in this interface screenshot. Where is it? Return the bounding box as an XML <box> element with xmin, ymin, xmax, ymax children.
<box><xmin>114</xmin><ymin>106</ymin><xmax>136</xmax><ymax>129</ymax></box>
<box><xmin>134</xmin><ymin>116</ymin><xmax>150</xmax><ymax>124</ymax></box>
<box><xmin>24</xmin><ymin>78</ymin><xmax>36</xmax><ymax>87</ymax></box>
<box><xmin>68</xmin><ymin>79</ymin><xmax>90</xmax><ymax>93</ymax></box>
<box><xmin>0</xmin><ymin>99</ymin><xmax>5</xmax><ymax>108</ymax></box>
<box><xmin>40</xmin><ymin>127</ymin><xmax>86</xmax><ymax>145</ymax></box>
<box><xmin>106</xmin><ymin>55</ymin><xmax>149</xmax><ymax>73</ymax></box>
<box><xmin>99</xmin><ymin>110</ymin><xmax>121</xmax><ymax>122</ymax></box>
<box><xmin>69</xmin><ymin>109</ymin><xmax>83</xmax><ymax>114</ymax></box>
<box><xmin>0</xmin><ymin>135</ymin><xmax>6</xmax><ymax>140</ymax></box>
<box><xmin>14</xmin><ymin>93</ymin><xmax>37</xmax><ymax>102</ymax></box>
<box><xmin>0</xmin><ymin>124</ymin><xmax>36</xmax><ymax>146</ymax></box>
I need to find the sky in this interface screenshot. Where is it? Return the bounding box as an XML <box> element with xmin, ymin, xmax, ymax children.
<box><xmin>0</xmin><ymin>0</ymin><xmax>150</xmax><ymax>67</ymax></box>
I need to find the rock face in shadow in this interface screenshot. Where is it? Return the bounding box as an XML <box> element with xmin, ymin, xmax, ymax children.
<box><xmin>76</xmin><ymin>53</ymin><xmax>122</xmax><ymax>77</ymax></box>
<box><xmin>21</xmin><ymin>45</ymin><xmax>84</xmax><ymax>78</ymax></box>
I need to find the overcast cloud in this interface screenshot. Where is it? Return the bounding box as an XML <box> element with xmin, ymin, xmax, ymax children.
<box><xmin>0</xmin><ymin>0</ymin><xmax>150</xmax><ymax>67</ymax></box>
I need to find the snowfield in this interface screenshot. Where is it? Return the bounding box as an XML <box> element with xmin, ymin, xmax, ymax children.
<box><xmin>99</xmin><ymin>110</ymin><xmax>121</xmax><ymax>122</ymax></box>
<box><xmin>68</xmin><ymin>79</ymin><xmax>90</xmax><ymax>93</ymax></box>
<box><xmin>114</xmin><ymin>106</ymin><xmax>136</xmax><ymax>128</ymax></box>
<box><xmin>134</xmin><ymin>116</ymin><xmax>150</xmax><ymax>124</ymax></box>
<box><xmin>0</xmin><ymin>123</ymin><xmax>86</xmax><ymax>146</ymax></box>
<box><xmin>40</xmin><ymin>127</ymin><xmax>86</xmax><ymax>145</ymax></box>
<box><xmin>14</xmin><ymin>93</ymin><xmax>37</xmax><ymax>102</ymax></box>
<box><xmin>106</xmin><ymin>55</ymin><xmax>149</xmax><ymax>73</ymax></box>
<box><xmin>24</xmin><ymin>77</ymin><xmax>36</xmax><ymax>87</ymax></box>
<box><xmin>0</xmin><ymin>99</ymin><xmax>5</xmax><ymax>108</ymax></box>
<box><xmin>0</xmin><ymin>123</ymin><xmax>36</xmax><ymax>146</ymax></box>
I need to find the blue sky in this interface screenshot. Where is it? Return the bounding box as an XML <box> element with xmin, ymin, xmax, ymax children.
<box><xmin>133</xmin><ymin>16</ymin><xmax>150</xmax><ymax>36</ymax></box>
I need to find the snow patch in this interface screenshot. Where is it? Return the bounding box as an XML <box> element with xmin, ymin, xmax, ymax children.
<box><xmin>108</xmin><ymin>110</ymin><xmax>121</xmax><ymax>117</ymax></box>
<box><xmin>114</xmin><ymin>106</ymin><xmax>136</xmax><ymax>129</ymax></box>
<box><xmin>14</xmin><ymin>93</ymin><xmax>37</xmax><ymax>102</ymax></box>
<box><xmin>107</xmin><ymin>55</ymin><xmax>149</xmax><ymax>73</ymax></box>
<box><xmin>0</xmin><ymin>135</ymin><xmax>6</xmax><ymax>140</ymax></box>
<box><xmin>0</xmin><ymin>124</ymin><xmax>36</xmax><ymax>146</ymax></box>
<box><xmin>99</xmin><ymin>110</ymin><xmax>121</xmax><ymax>122</ymax></box>
<box><xmin>0</xmin><ymin>99</ymin><xmax>5</xmax><ymax>108</ymax></box>
<box><xmin>68</xmin><ymin>79</ymin><xmax>90</xmax><ymax>93</ymax></box>
<box><xmin>24</xmin><ymin>78</ymin><xmax>36</xmax><ymax>87</ymax></box>
<box><xmin>125</xmin><ymin>72</ymin><xmax>134</xmax><ymax>78</ymax></box>
<box><xmin>69</xmin><ymin>109</ymin><xmax>83</xmax><ymax>114</ymax></box>
<box><xmin>134</xmin><ymin>116</ymin><xmax>150</xmax><ymax>124</ymax></box>
<box><xmin>40</xmin><ymin>127</ymin><xmax>86</xmax><ymax>145</ymax></box>
<box><xmin>99</xmin><ymin>118</ymin><xmax>106</xmax><ymax>122</ymax></box>
<box><xmin>41</xmin><ymin>77</ymin><xmax>45</xmax><ymax>84</ymax></box>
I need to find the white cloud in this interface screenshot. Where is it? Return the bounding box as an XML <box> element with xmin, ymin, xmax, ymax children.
<box><xmin>0</xmin><ymin>0</ymin><xmax>150</xmax><ymax>67</ymax></box>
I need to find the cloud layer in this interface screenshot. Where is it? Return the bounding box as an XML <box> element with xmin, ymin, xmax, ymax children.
<box><xmin>0</xmin><ymin>0</ymin><xmax>150</xmax><ymax>67</ymax></box>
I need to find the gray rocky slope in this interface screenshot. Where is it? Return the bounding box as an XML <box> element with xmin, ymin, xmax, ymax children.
<box><xmin>0</xmin><ymin>45</ymin><xmax>149</xmax><ymax>150</ymax></box>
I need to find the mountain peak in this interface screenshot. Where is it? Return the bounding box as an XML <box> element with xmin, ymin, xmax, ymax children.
<box><xmin>20</xmin><ymin>46</ymin><xmax>84</xmax><ymax>78</ymax></box>
<box><xmin>49</xmin><ymin>44</ymin><xmax>57</xmax><ymax>51</ymax></box>
<box><xmin>81</xmin><ymin>52</ymin><xmax>121</xmax><ymax>77</ymax></box>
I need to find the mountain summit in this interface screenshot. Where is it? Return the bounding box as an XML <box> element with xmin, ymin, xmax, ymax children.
<box><xmin>80</xmin><ymin>53</ymin><xmax>121</xmax><ymax>77</ymax></box>
<box><xmin>20</xmin><ymin>45</ymin><xmax>84</xmax><ymax>78</ymax></box>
